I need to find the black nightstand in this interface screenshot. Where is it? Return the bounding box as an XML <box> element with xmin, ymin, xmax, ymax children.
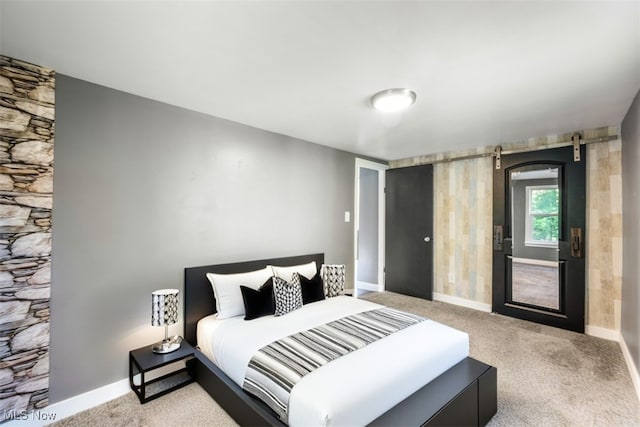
<box><xmin>129</xmin><ymin>340</ymin><xmax>195</xmax><ymax>403</ymax></box>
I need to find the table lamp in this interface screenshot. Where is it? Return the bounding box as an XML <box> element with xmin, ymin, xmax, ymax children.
<box><xmin>151</xmin><ymin>288</ymin><xmax>181</xmax><ymax>354</ymax></box>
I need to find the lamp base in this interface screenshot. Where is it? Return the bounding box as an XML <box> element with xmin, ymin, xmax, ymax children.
<box><xmin>151</xmin><ymin>336</ymin><xmax>182</xmax><ymax>354</ymax></box>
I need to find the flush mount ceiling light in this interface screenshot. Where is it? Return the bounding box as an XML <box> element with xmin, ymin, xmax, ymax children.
<box><xmin>370</xmin><ymin>88</ymin><xmax>417</xmax><ymax>112</ymax></box>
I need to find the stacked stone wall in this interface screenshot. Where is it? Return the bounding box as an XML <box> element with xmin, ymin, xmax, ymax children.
<box><xmin>0</xmin><ymin>55</ymin><xmax>54</xmax><ymax>420</ymax></box>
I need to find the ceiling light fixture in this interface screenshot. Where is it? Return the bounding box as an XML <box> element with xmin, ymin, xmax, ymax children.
<box><xmin>370</xmin><ymin>88</ymin><xmax>417</xmax><ymax>112</ymax></box>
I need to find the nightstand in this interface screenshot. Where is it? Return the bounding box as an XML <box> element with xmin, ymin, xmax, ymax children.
<box><xmin>129</xmin><ymin>340</ymin><xmax>195</xmax><ymax>403</ymax></box>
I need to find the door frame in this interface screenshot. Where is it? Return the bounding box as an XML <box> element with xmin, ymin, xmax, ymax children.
<box><xmin>354</xmin><ymin>158</ymin><xmax>388</xmax><ymax>295</ymax></box>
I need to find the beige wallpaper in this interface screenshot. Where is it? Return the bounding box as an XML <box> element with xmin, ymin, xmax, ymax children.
<box><xmin>434</xmin><ymin>157</ymin><xmax>493</xmax><ymax>304</ymax></box>
<box><xmin>392</xmin><ymin>126</ymin><xmax>623</xmax><ymax>331</ymax></box>
<box><xmin>586</xmin><ymin>137</ymin><xmax>623</xmax><ymax>330</ymax></box>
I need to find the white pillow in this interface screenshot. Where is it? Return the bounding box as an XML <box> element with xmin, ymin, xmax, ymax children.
<box><xmin>271</xmin><ymin>261</ymin><xmax>317</xmax><ymax>282</ymax></box>
<box><xmin>206</xmin><ymin>266</ymin><xmax>273</xmax><ymax>319</ymax></box>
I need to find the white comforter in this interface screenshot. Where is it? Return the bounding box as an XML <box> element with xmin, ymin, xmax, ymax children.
<box><xmin>197</xmin><ymin>296</ymin><xmax>469</xmax><ymax>427</ymax></box>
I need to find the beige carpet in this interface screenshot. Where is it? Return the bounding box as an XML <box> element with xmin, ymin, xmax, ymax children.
<box><xmin>53</xmin><ymin>292</ymin><xmax>640</xmax><ymax>426</ymax></box>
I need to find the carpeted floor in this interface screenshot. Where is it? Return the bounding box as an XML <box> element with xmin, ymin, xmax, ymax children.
<box><xmin>52</xmin><ymin>292</ymin><xmax>640</xmax><ymax>426</ymax></box>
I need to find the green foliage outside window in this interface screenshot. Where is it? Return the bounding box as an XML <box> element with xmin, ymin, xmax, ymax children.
<box><xmin>530</xmin><ymin>188</ymin><xmax>559</xmax><ymax>241</ymax></box>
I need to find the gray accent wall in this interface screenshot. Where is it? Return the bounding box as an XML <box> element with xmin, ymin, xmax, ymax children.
<box><xmin>621</xmin><ymin>88</ymin><xmax>640</xmax><ymax>379</ymax></box>
<box><xmin>51</xmin><ymin>75</ymin><xmax>359</xmax><ymax>402</ymax></box>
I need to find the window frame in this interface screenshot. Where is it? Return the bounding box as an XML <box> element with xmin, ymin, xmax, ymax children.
<box><xmin>524</xmin><ymin>184</ymin><xmax>559</xmax><ymax>248</ymax></box>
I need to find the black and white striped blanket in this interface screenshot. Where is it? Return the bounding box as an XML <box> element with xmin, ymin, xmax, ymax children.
<box><xmin>242</xmin><ymin>307</ymin><xmax>426</xmax><ymax>422</ymax></box>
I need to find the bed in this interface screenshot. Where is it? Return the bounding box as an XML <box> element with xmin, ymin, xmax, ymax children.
<box><xmin>184</xmin><ymin>253</ymin><xmax>497</xmax><ymax>426</ymax></box>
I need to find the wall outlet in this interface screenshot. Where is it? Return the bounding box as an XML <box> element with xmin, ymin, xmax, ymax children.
<box><xmin>344</xmin><ymin>211</ymin><xmax>350</xmax><ymax>222</ymax></box>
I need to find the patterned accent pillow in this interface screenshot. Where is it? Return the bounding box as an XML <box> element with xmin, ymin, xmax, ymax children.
<box><xmin>273</xmin><ymin>274</ymin><xmax>303</xmax><ymax>316</ymax></box>
<box><xmin>321</xmin><ymin>264</ymin><xmax>345</xmax><ymax>298</ymax></box>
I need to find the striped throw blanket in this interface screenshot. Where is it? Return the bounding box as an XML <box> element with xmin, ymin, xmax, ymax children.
<box><xmin>242</xmin><ymin>308</ymin><xmax>426</xmax><ymax>422</ymax></box>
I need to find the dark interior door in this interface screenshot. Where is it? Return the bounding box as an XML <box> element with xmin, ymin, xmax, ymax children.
<box><xmin>385</xmin><ymin>164</ymin><xmax>433</xmax><ymax>299</ymax></box>
<box><xmin>493</xmin><ymin>145</ymin><xmax>586</xmax><ymax>332</ymax></box>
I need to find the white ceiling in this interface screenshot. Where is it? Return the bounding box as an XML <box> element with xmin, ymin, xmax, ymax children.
<box><xmin>1</xmin><ymin>1</ymin><xmax>639</xmax><ymax>161</ymax></box>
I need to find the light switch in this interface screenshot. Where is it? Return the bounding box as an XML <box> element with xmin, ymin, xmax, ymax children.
<box><xmin>344</xmin><ymin>211</ymin><xmax>351</xmax><ymax>222</ymax></box>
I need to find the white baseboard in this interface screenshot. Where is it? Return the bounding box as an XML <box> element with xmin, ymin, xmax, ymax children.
<box><xmin>432</xmin><ymin>292</ymin><xmax>492</xmax><ymax>313</ymax></box>
<box><xmin>2</xmin><ymin>378</ymin><xmax>130</xmax><ymax>427</ymax></box>
<box><xmin>356</xmin><ymin>281</ymin><xmax>380</xmax><ymax>292</ymax></box>
<box><xmin>620</xmin><ymin>334</ymin><xmax>640</xmax><ymax>403</ymax></box>
<box><xmin>585</xmin><ymin>325</ymin><xmax>621</xmax><ymax>342</ymax></box>
<box><xmin>583</xmin><ymin>326</ymin><xmax>640</xmax><ymax>403</ymax></box>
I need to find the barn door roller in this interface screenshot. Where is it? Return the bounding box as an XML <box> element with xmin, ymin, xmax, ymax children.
<box><xmin>572</xmin><ymin>134</ymin><xmax>581</xmax><ymax>162</ymax></box>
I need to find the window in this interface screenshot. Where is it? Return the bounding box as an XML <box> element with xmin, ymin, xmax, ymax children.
<box><xmin>525</xmin><ymin>185</ymin><xmax>559</xmax><ymax>247</ymax></box>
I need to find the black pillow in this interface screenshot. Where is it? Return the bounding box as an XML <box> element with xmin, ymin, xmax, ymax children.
<box><xmin>240</xmin><ymin>278</ymin><xmax>275</xmax><ymax>320</ymax></box>
<box><xmin>299</xmin><ymin>272</ymin><xmax>325</xmax><ymax>304</ymax></box>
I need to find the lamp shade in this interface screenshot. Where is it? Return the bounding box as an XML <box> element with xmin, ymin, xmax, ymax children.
<box><xmin>151</xmin><ymin>289</ymin><xmax>179</xmax><ymax>327</ymax></box>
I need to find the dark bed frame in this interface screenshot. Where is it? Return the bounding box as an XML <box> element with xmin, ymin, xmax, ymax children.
<box><xmin>184</xmin><ymin>253</ymin><xmax>497</xmax><ymax>426</ymax></box>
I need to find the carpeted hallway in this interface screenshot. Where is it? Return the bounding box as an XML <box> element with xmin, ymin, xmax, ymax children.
<box><xmin>53</xmin><ymin>292</ymin><xmax>640</xmax><ymax>426</ymax></box>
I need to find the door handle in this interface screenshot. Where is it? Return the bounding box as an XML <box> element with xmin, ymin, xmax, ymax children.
<box><xmin>571</xmin><ymin>227</ymin><xmax>583</xmax><ymax>258</ymax></box>
<box><xmin>493</xmin><ymin>225</ymin><xmax>503</xmax><ymax>251</ymax></box>
<box><xmin>424</xmin><ymin>237</ymin><xmax>431</xmax><ymax>242</ymax></box>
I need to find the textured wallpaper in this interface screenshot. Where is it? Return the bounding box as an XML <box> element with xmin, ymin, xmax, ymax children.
<box><xmin>434</xmin><ymin>157</ymin><xmax>493</xmax><ymax>304</ymax></box>
<box><xmin>0</xmin><ymin>56</ymin><xmax>54</xmax><ymax>420</ymax></box>
<box><xmin>586</xmin><ymin>137</ymin><xmax>623</xmax><ymax>330</ymax></box>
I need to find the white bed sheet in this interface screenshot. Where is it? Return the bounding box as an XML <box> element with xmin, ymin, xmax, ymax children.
<box><xmin>197</xmin><ymin>296</ymin><xmax>469</xmax><ymax>427</ymax></box>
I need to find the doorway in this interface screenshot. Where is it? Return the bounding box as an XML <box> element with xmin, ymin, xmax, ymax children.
<box><xmin>354</xmin><ymin>159</ymin><xmax>387</xmax><ymax>297</ymax></box>
<box><xmin>492</xmin><ymin>145</ymin><xmax>586</xmax><ymax>332</ymax></box>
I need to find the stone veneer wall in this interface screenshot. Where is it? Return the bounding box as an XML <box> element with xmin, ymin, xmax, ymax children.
<box><xmin>390</xmin><ymin>126</ymin><xmax>623</xmax><ymax>331</ymax></box>
<box><xmin>0</xmin><ymin>56</ymin><xmax>54</xmax><ymax>419</ymax></box>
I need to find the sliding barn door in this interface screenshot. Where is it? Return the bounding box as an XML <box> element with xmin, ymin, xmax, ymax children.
<box><xmin>493</xmin><ymin>145</ymin><xmax>586</xmax><ymax>332</ymax></box>
<box><xmin>385</xmin><ymin>164</ymin><xmax>433</xmax><ymax>300</ymax></box>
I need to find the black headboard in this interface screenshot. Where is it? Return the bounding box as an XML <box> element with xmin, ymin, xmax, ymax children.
<box><xmin>184</xmin><ymin>253</ymin><xmax>324</xmax><ymax>346</ymax></box>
